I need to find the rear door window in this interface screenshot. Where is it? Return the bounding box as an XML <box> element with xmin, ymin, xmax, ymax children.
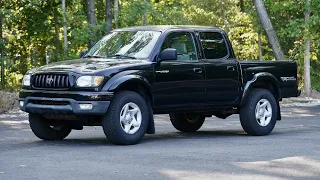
<box><xmin>199</xmin><ymin>32</ymin><xmax>229</xmax><ymax>59</ymax></box>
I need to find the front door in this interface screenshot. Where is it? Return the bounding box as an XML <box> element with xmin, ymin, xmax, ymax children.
<box><xmin>153</xmin><ymin>31</ymin><xmax>205</xmax><ymax>108</ymax></box>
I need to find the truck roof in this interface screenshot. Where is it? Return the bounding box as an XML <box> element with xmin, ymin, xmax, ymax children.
<box><xmin>113</xmin><ymin>25</ymin><xmax>223</xmax><ymax>32</ymax></box>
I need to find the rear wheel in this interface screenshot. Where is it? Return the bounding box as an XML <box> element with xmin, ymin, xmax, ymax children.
<box><xmin>29</xmin><ymin>113</ymin><xmax>71</xmax><ymax>140</ymax></box>
<box><xmin>239</xmin><ymin>88</ymin><xmax>277</xmax><ymax>136</ymax></box>
<box><xmin>169</xmin><ymin>113</ymin><xmax>205</xmax><ymax>132</ymax></box>
<box><xmin>102</xmin><ymin>91</ymin><xmax>149</xmax><ymax>145</ymax></box>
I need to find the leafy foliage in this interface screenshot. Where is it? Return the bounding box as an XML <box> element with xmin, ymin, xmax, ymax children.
<box><xmin>0</xmin><ymin>0</ymin><xmax>319</xmax><ymax>91</ymax></box>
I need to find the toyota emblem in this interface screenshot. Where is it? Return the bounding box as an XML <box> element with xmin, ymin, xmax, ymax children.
<box><xmin>46</xmin><ymin>77</ymin><xmax>54</xmax><ymax>84</ymax></box>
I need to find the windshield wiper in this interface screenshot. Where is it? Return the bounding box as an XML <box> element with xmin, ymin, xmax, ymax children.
<box><xmin>110</xmin><ymin>54</ymin><xmax>137</xmax><ymax>59</ymax></box>
<box><xmin>83</xmin><ymin>55</ymin><xmax>106</xmax><ymax>59</ymax></box>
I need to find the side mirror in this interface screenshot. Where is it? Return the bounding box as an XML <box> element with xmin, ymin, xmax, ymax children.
<box><xmin>80</xmin><ymin>50</ymin><xmax>88</xmax><ymax>58</ymax></box>
<box><xmin>159</xmin><ymin>48</ymin><xmax>177</xmax><ymax>61</ymax></box>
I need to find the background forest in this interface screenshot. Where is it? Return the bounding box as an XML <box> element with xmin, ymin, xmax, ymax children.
<box><xmin>0</xmin><ymin>0</ymin><xmax>319</xmax><ymax>92</ymax></box>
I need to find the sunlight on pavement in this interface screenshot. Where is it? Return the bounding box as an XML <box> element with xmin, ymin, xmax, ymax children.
<box><xmin>159</xmin><ymin>169</ymin><xmax>286</xmax><ymax>180</ymax></box>
<box><xmin>281</xmin><ymin>108</ymin><xmax>319</xmax><ymax>118</ymax></box>
<box><xmin>0</xmin><ymin>120</ymin><xmax>29</xmax><ymax>125</ymax></box>
<box><xmin>234</xmin><ymin>156</ymin><xmax>320</xmax><ymax>178</ymax></box>
<box><xmin>159</xmin><ymin>156</ymin><xmax>320</xmax><ymax>180</ymax></box>
<box><xmin>281</xmin><ymin>102</ymin><xmax>320</xmax><ymax>107</ymax></box>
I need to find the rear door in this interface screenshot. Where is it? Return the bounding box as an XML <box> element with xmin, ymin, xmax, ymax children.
<box><xmin>198</xmin><ymin>31</ymin><xmax>242</xmax><ymax>107</ymax></box>
<box><xmin>153</xmin><ymin>31</ymin><xmax>206</xmax><ymax>108</ymax></box>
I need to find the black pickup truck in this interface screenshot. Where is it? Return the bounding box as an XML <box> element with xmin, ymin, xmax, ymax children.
<box><xmin>19</xmin><ymin>25</ymin><xmax>300</xmax><ymax>145</ymax></box>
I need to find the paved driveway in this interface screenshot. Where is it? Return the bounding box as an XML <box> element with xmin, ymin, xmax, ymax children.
<box><xmin>1</xmin><ymin>106</ymin><xmax>320</xmax><ymax>180</ymax></box>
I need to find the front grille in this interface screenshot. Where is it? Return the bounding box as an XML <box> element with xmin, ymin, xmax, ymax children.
<box><xmin>29</xmin><ymin>100</ymin><xmax>69</xmax><ymax>106</ymax></box>
<box><xmin>32</xmin><ymin>74</ymin><xmax>70</xmax><ymax>89</ymax></box>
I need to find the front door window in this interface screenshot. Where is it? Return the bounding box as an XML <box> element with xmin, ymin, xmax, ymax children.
<box><xmin>161</xmin><ymin>32</ymin><xmax>198</xmax><ymax>61</ymax></box>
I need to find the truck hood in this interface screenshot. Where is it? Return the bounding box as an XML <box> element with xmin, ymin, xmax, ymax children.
<box><xmin>31</xmin><ymin>58</ymin><xmax>149</xmax><ymax>74</ymax></box>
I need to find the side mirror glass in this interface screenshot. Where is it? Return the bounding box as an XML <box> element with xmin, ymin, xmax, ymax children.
<box><xmin>80</xmin><ymin>50</ymin><xmax>88</xmax><ymax>58</ymax></box>
<box><xmin>159</xmin><ymin>48</ymin><xmax>177</xmax><ymax>61</ymax></box>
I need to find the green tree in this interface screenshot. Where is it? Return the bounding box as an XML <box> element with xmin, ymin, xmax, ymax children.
<box><xmin>1</xmin><ymin>0</ymin><xmax>320</xmax><ymax>93</ymax></box>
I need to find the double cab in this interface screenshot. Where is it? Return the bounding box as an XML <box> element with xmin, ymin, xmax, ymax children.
<box><xmin>19</xmin><ymin>26</ymin><xmax>301</xmax><ymax>145</ymax></box>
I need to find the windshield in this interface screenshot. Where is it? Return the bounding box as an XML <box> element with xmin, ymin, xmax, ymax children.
<box><xmin>85</xmin><ymin>31</ymin><xmax>161</xmax><ymax>59</ymax></box>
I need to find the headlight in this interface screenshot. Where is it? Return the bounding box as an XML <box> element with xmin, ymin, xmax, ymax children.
<box><xmin>22</xmin><ymin>74</ymin><xmax>31</xmax><ymax>86</ymax></box>
<box><xmin>76</xmin><ymin>76</ymin><xmax>104</xmax><ymax>87</ymax></box>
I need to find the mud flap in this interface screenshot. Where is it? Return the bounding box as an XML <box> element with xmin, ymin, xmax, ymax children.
<box><xmin>146</xmin><ymin>101</ymin><xmax>155</xmax><ymax>134</ymax></box>
<box><xmin>277</xmin><ymin>101</ymin><xmax>281</xmax><ymax>121</ymax></box>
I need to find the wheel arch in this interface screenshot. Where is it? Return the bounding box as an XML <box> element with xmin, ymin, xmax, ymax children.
<box><xmin>240</xmin><ymin>72</ymin><xmax>281</xmax><ymax>120</ymax></box>
<box><xmin>106</xmin><ymin>75</ymin><xmax>154</xmax><ymax>105</ymax></box>
<box><xmin>103</xmin><ymin>75</ymin><xmax>155</xmax><ymax>134</ymax></box>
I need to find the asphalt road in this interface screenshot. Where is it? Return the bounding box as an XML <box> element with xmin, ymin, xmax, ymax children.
<box><xmin>0</xmin><ymin>106</ymin><xmax>320</xmax><ymax>180</ymax></box>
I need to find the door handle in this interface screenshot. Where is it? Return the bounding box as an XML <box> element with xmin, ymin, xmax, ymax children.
<box><xmin>227</xmin><ymin>66</ymin><xmax>235</xmax><ymax>71</ymax></box>
<box><xmin>193</xmin><ymin>68</ymin><xmax>203</xmax><ymax>73</ymax></box>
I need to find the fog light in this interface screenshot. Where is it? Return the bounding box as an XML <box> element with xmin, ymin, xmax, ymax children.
<box><xmin>19</xmin><ymin>101</ymin><xmax>24</xmax><ymax>107</ymax></box>
<box><xmin>79</xmin><ymin>104</ymin><xmax>93</xmax><ymax>110</ymax></box>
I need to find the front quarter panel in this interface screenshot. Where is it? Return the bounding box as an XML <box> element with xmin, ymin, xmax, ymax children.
<box><xmin>102</xmin><ymin>69</ymin><xmax>154</xmax><ymax>92</ymax></box>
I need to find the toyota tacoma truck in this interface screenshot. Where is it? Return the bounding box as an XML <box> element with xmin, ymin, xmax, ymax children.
<box><xmin>19</xmin><ymin>25</ymin><xmax>301</xmax><ymax>145</ymax></box>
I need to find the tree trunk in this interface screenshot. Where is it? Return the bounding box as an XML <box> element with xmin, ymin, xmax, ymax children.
<box><xmin>87</xmin><ymin>0</ymin><xmax>97</xmax><ymax>48</ymax></box>
<box><xmin>253</xmin><ymin>0</ymin><xmax>285</xmax><ymax>60</ymax></box>
<box><xmin>304</xmin><ymin>0</ymin><xmax>311</xmax><ymax>95</ymax></box>
<box><xmin>62</xmin><ymin>0</ymin><xmax>68</xmax><ymax>54</ymax></box>
<box><xmin>142</xmin><ymin>0</ymin><xmax>147</xmax><ymax>25</ymax></box>
<box><xmin>53</xmin><ymin>0</ymin><xmax>60</xmax><ymax>60</ymax></box>
<box><xmin>0</xmin><ymin>0</ymin><xmax>4</xmax><ymax>86</ymax></box>
<box><xmin>258</xmin><ymin>29</ymin><xmax>263</xmax><ymax>61</ymax></box>
<box><xmin>87</xmin><ymin>0</ymin><xmax>97</xmax><ymax>26</ymax></box>
<box><xmin>256</xmin><ymin>9</ymin><xmax>263</xmax><ymax>61</ymax></box>
<box><xmin>114</xmin><ymin>0</ymin><xmax>119</xmax><ymax>28</ymax></box>
<box><xmin>106</xmin><ymin>0</ymin><xmax>112</xmax><ymax>33</ymax></box>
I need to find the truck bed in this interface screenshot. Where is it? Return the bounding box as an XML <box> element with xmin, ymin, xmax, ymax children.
<box><xmin>239</xmin><ymin>60</ymin><xmax>299</xmax><ymax>99</ymax></box>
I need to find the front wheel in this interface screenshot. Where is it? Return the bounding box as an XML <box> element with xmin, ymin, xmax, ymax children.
<box><xmin>239</xmin><ymin>88</ymin><xmax>277</xmax><ymax>136</ymax></box>
<box><xmin>102</xmin><ymin>91</ymin><xmax>149</xmax><ymax>145</ymax></box>
<box><xmin>169</xmin><ymin>113</ymin><xmax>205</xmax><ymax>132</ymax></box>
<box><xmin>29</xmin><ymin>113</ymin><xmax>71</xmax><ymax>141</ymax></box>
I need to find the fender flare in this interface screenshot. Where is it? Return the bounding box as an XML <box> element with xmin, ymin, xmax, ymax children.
<box><xmin>106</xmin><ymin>75</ymin><xmax>152</xmax><ymax>91</ymax></box>
<box><xmin>102</xmin><ymin>70</ymin><xmax>152</xmax><ymax>92</ymax></box>
<box><xmin>240</xmin><ymin>72</ymin><xmax>280</xmax><ymax>106</ymax></box>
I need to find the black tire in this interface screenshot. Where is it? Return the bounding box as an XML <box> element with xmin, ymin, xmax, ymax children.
<box><xmin>169</xmin><ymin>113</ymin><xmax>205</xmax><ymax>132</ymax></box>
<box><xmin>29</xmin><ymin>113</ymin><xmax>71</xmax><ymax>141</ymax></box>
<box><xmin>102</xmin><ymin>91</ymin><xmax>149</xmax><ymax>145</ymax></box>
<box><xmin>239</xmin><ymin>88</ymin><xmax>278</xmax><ymax>136</ymax></box>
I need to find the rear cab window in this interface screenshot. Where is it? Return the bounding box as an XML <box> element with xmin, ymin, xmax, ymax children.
<box><xmin>199</xmin><ymin>32</ymin><xmax>229</xmax><ymax>60</ymax></box>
